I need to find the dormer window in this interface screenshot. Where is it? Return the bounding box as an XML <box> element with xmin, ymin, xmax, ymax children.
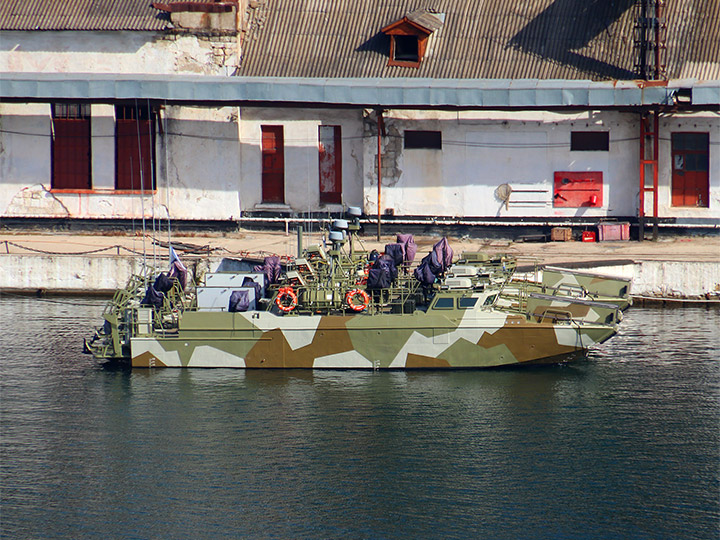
<box><xmin>381</xmin><ymin>9</ymin><xmax>444</xmax><ymax>68</ymax></box>
<box><xmin>394</xmin><ymin>35</ymin><xmax>419</xmax><ymax>63</ymax></box>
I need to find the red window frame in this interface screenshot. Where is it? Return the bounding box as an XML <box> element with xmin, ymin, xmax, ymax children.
<box><xmin>318</xmin><ymin>125</ymin><xmax>342</xmax><ymax>205</ymax></box>
<box><xmin>261</xmin><ymin>125</ymin><xmax>285</xmax><ymax>204</ymax></box>
<box><xmin>116</xmin><ymin>104</ymin><xmax>156</xmax><ymax>191</ymax></box>
<box><xmin>51</xmin><ymin>103</ymin><xmax>91</xmax><ymax>190</ymax></box>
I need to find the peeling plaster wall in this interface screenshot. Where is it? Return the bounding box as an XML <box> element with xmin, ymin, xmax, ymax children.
<box><xmin>1</xmin><ymin>103</ymin><xmax>53</xmax><ymax>216</ymax></box>
<box><xmin>239</xmin><ymin>108</ymin><xmax>364</xmax><ymax>213</ymax></box>
<box><xmin>0</xmin><ymin>31</ymin><xmax>238</xmax><ymax>76</ymax></box>
<box><xmin>1</xmin><ymin>103</ymin><xmax>241</xmax><ymax>221</ymax></box>
<box><xmin>362</xmin><ymin>109</ymin><xmax>719</xmax><ymax>220</ymax></box>
<box><xmin>161</xmin><ymin>105</ymin><xmax>241</xmax><ymax>220</ymax></box>
<box><xmin>0</xmin><ymin>28</ymin><xmax>243</xmax><ymax>221</ymax></box>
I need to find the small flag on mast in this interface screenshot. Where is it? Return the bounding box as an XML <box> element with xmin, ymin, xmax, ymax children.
<box><xmin>169</xmin><ymin>246</ymin><xmax>186</xmax><ymax>271</ymax></box>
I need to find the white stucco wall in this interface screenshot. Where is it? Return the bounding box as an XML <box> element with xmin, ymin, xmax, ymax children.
<box><xmin>1</xmin><ymin>100</ymin><xmax>717</xmax><ymax>222</ymax></box>
<box><xmin>0</xmin><ymin>31</ymin><xmax>238</xmax><ymax>75</ymax></box>
<box><xmin>239</xmin><ymin>107</ymin><xmax>365</xmax><ymax>214</ymax></box>
<box><xmin>363</xmin><ymin>109</ymin><xmax>719</xmax><ymax>220</ymax></box>
<box><xmin>1</xmin><ymin>103</ymin><xmax>241</xmax><ymax>221</ymax></box>
<box><xmin>161</xmin><ymin>105</ymin><xmax>241</xmax><ymax>220</ymax></box>
<box><xmin>0</xmin><ymin>103</ymin><xmax>53</xmax><ymax>214</ymax></box>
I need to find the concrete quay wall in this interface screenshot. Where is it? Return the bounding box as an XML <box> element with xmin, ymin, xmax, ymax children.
<box><xmin>1</xmin><ymin>254</ymin><xmax>150</xmax><ymax>294</ymax></box>
<box><xmin>577</xmin><ymin>262</ymin><xmax>720</xmax><ymax>299</ymax></box>
<box><xmin>1</xmin><ymin>254</ymin><xmax>719</xmax><ymax>301</ymax></box>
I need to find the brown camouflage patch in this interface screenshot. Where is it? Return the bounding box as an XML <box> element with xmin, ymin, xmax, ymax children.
<box><xmin>477</xmin><ymin>323</ymin><xmax>576</xmax><ymax>363</ymax></box>
<box><xmin>245</xmin><ymin>317</ymin><xmax>355</xmax><ymax>368</ymax></box>
<box><xmin>132</xmin><ymin>351</ymin><xmax>167</xmax><ymax>368</ymax></box>
<box><xmin>406</xmin><ymin>353</ymin><xmax>451</xmax><ymax>369</ymax></box>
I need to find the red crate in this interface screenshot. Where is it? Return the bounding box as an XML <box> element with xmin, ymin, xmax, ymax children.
<box><xmin>598</xmin><ymin>222</ymin><xmax>630</xmax><ymax>241</ymax></box>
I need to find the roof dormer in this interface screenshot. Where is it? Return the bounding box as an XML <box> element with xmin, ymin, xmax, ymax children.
<box><xmin>380</xmin><ymin>9</ymin><xmax>444</xmax><ymax>68</ymax></box>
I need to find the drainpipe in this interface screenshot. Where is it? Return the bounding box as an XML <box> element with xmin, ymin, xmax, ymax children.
<box><xmin>376</xmin><ymin>109</ymin><xmax>384</xmax><ymax>241</ymax></box>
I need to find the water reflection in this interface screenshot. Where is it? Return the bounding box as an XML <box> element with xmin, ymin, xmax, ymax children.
<box><xmin>1</xmin><ymin>297</ymin><xmax>718</xmax><ymax>539</ymax></box>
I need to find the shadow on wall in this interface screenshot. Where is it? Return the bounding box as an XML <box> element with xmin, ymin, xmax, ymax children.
<box><xmin>508</xmin><ymin>0</ymin><xmax>637</xmax><ymax>80</ymax></box>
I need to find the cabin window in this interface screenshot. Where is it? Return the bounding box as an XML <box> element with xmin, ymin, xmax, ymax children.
<box><xmin>571</xmin><ymin>131</ymin><xmax>609</xmax><ymax>151</ymax></box>
<box><xmin>51</xmin><ymin>103</ymin><xmax>91</xmax><ymax>190</ymax></box>
<box><xmin>458</xmin><ymin>297</ymin><xmax>478</xmax><ymax>309</ymax></box>
<box><xmin>483</xmin><ymin>294</ymin><xmax>497</xmax><ymax>306</ymax></box>
<box><xmin>116</xmin><ymin>104</ymin><xmax>156</xmax><ymax>191</ymax></box>
<box><xmin>404</xmin><ymin>130</ymin><xmax>442</xmax><ymax>149</ymax></box>
<box><xmin>433</xmin><ymin>297</ymin><xmax>454</xmax><ymax>309</ymax></box>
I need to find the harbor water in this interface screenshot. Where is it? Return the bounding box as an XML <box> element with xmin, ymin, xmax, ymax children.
<box><xmin>1</xmin><ymin>297</ymin><xmax>718</xmax><ymax>539</ymax></box>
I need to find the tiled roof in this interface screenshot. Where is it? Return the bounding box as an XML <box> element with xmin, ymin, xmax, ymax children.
<box><xmin>239</xmin><ymin>0</ymin><xmax>720</xmax><ymax>81</ymax></box>
<box><xmin>0</xmin><ymin>0</ymin><xmax>170</xmax><ymax>31</ymax></box>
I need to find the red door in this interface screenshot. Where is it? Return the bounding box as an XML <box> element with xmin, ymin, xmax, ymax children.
<box><xmin>318</xmin><ymin>125</ymin><xmax>342</xmax><ymax>204</ymax></box>
<box><xmin>52</xmin><ymin>104</ymin><xmax>91</xmax><ymax>190</ymax></box>
<box><xmin>671</xmin><ymin>133</ymin><xmax>709</xmax><ymax>207</ymax></box>
<box><xmin>262</xmin><ymin>126</ymin><xmax>285</xmax><ymax>203</ymax></box>
<box><xmin>116</xmin><ymin>105</ymin><xmax>154</xmax><ymax>191</ymax></box>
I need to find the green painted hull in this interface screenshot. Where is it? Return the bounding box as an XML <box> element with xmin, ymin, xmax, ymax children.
<box><xmin>129</xmin><ymin>309</ymin><xmax>616</xmax><ymax>369</ymax></box>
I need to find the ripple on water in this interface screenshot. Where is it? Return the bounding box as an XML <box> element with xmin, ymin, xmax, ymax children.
<box><xmin>1</xmin><ymin>299</ymin><xmax>718</xmax><ymax>540</ymax></box>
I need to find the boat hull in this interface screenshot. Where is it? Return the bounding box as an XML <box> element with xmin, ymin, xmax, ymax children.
<box><xmin>129</xmin><ymin>310</ymin><xmax>616</xmax><ymax>369</ymax></box>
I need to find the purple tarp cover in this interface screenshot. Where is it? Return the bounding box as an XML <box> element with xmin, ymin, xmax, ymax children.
<box><xmin>367</xmin><ymin>255</ymin><xmax>397</xmax><ymax>289</ymax></box>
<box><xmin>396</xmin><ymin>234</ymin><xmax>417</xmax><ymax>264</ymax></box>
<box><xmin>384</xmin><ymin>243</ymin><xmax>404</xmax><ymax>269</ymax></box>
<box><xmin>141</xmin><ymin>284</ymin><xmax>165</xmax><ymax>308</ymax></box>
<box><xmin>254</xmin><ymin>256</ymin><xmax>281</xmax><ymax>285</ymax></box>
<box><xmin>413</xmin><ymin>237</ymin><xmax>454</xmax><ymax>287</ymax></box>
<box><xmin>432</xmin><ymin>237</ymin><xmax>454</xmax><ymax>272</ymax></box>
<box><xmin>228</xmin><ymin>289</ymin><xmax>250</xmax><ymax>313</ymax></box>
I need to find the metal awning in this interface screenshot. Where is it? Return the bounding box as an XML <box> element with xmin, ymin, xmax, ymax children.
<box><xmin>1</xmin><ymin>73</ymin><xmax>718</xmax><ymax>108</ymax></box>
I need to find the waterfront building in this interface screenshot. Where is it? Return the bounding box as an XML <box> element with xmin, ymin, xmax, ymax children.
<box><xmin>1</xmin><ymin>1</ymin><xmax>718</xmax><ymax>234</ymax></box>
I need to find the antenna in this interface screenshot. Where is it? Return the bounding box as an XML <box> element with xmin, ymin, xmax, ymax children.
<box><xmin>134</xmin><ymin>99</ymin><xmax>148</xmax><ymax>285</ymax></box>
<box><xmin>346</xmin><ymin>206</ymin><xmax>362</xmax><ymax>258</ymax></box>
<box><xmin>163</xmin><ymin>100</ymin><xmax>172</xmax><ymax>257</ymax></box>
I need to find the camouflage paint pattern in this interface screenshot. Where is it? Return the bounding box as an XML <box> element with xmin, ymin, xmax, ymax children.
<box><xmin>541</xmin><ymin>267</ymin><xmax>632</xmax><ymax>309</ymax></box>
<box><xmin>129</xmin><ymin>297</ymin><xmax>617</xmax><ymax>369</ymax></box>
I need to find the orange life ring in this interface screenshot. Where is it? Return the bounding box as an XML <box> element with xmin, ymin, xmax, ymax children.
<box><xmin>345</xmin><ymin>288</ymin><xmax>370</xmax><ymax>312</ymax></box>
<box><xmin>275</xmin><ymin>286</ymin><xmax>298</xmax><ymax>312</ymax></box>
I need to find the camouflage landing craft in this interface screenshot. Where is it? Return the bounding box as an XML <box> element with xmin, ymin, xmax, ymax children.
<box><xmin>85</xmin><ymin>211</ymin><xmax>628</xmax><ymax>369</ymax></box>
